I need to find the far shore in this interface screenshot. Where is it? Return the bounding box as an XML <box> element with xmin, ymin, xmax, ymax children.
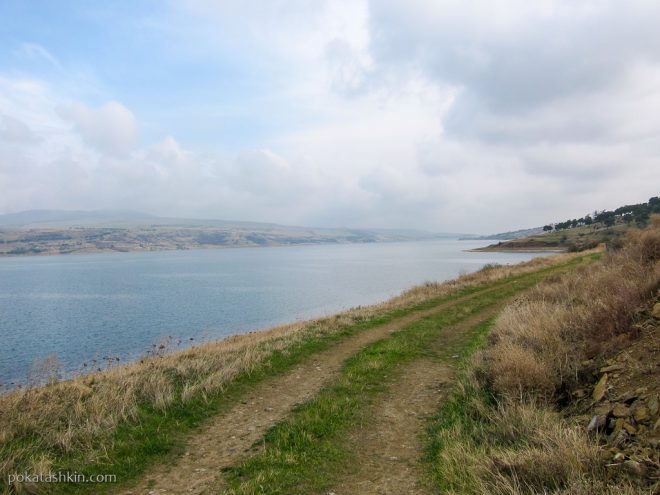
<box><xmin>467</xmin><ymin>246</ymin><xmax>567</xmax><ymax>253</ymax></box>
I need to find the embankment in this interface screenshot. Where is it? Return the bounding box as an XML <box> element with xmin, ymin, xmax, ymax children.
<box><xmin>427</xmin><ymin>218</ymin><xmax>660</xmax><ymax>494</ymax></box>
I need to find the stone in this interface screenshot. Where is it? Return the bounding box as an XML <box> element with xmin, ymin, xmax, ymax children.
<box><xmin>648</xmin><ymin>396</ymin><xmax>658</xmax><ymax>416</ymax></box>
<box><xmin>612</xmin><ymin>403</ymin><xmax>630</xmax><ymax>418</ymax></box>
<box><xmin>623</xmin><ymin>422</ymin><xmax>637</xmax><ymax>434</ymax></box>
<box><xmin>595</xmin><ymin>404</ymin><xmax>612</xmax><ymax>416</ymax></box>
<box><xmin>600</xmin><ymin>364</ymin><xmax>623</xmax><ymax>373</ymax></box>
<box><xmin>633</xmin><ymin>406</ymin><xmax>648</xmax><ymax>423</ymax></box>
<box><xmin>592</xmin><ymin>373</ymin><xmax>608</xmax><ymax>401</ymax></box>
<box><xmin>652</xmin><ymin>302</ymin><xmax>660</xmax><ymax>319</ymax></box>
<box><xmin>587</xmin><ymin>415</ymin><xmax>608</xmax><ymax>433</ymax></box>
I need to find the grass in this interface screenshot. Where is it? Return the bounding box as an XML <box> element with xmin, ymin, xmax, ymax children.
<box><xmin>425</xmin><ymin>219</ymin><xmax>660</xmax><ymax>495</ymax></box>
<box><xmin>221</xmin><ymin>256</ymin><xmax>595</xmax><ymax>495</ymax></box>
<box><xmin>0</xmin><ymin>250</ymin><xmax>595</xmax><ymax>494</ymax></box>
<box><xmin>480</xmin><ymin>222</ymin><xmax>632</xmax><ymax>252</ymax></box>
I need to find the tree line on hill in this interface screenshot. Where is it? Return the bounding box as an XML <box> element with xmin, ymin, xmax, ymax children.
<box><xmin>542</xmin><ymin>196</ymin><xmax>660</xmax><ymax>232</ymax></box>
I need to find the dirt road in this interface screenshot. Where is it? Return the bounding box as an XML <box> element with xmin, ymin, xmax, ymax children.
<box><xmin>116</xmin><ymin>287</ymin><xmax>509</xmax><ymax>495</ymax></box>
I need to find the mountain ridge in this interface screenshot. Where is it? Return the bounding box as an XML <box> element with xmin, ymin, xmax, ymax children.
<box><xmin>0</xmin><ymin>209</ymin><xmax>475</xmax><ymax>256</ymax></box>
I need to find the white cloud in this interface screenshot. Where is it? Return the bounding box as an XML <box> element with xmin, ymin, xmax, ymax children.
<box><xmin>58</xmin><ymin>101</ymin><xmax>139</xmax><ymax>156</ymax></box>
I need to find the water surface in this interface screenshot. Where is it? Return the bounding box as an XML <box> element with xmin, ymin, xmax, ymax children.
<box><xmin>0</xmin><ymin>240</ymin><xmax>544</xmax><ymax>387</ymax></box>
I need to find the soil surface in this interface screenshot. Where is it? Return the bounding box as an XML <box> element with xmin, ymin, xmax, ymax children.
<box><xmin>114</xmin><ymin>288</ymin><xmax>509</xmax><ymax>495</ymax></box>
<box><xmin>328</xmin><ymin>305</ymin><xmax>507</xmax><ymax>495</ymax></box>
<box><xmin>329</xmin><ymin>358</ymin><xmax>451</xmax><ymax>495</ymax></box>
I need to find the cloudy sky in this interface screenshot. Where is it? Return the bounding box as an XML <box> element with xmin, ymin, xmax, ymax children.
<box><xmin>1</xmin><ymin>1</ymin><xmax>659</xmax><ymax>233</ymax></box>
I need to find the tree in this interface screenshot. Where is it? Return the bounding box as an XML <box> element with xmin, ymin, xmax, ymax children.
<box><xmin>543</xmin><ymin>225</ymin><xmax>553</xmax><ymax>231</ymax></box>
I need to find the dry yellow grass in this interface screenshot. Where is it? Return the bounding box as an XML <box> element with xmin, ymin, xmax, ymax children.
<box><xmin>0</xmin><ymin>249</ymin><xmax>585</xmax><ymax>492</ymax></box>
<box><xmin>435</xmin><ymin>391</ymin><xmax>652</xmax><ymax>494</ymax></box>
<box><xmin>481</xmin><ymin>223</ymin><xmax>660</xmax><ymax>400</ymax></box>
<box><xmin>434</xmin><ymin>398</ymin><xmax>615</xmax><ymax>494</ymax></box>
<box><xmin>430</xmin><ymin>219</ymin><xmax>660</xmax><ymax>494</ymax></box>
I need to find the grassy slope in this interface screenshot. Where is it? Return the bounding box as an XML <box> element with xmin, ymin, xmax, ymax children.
<box><xmin>477</xmin><ymin>223</ymin><xmax>630</xmax><ymax>252</ymax></box>
<box><xmin>221</xmin><ymin>254</ymin><xmax>598</xmax><ymax>494</ymax></box>
<box><xmin>426</xmin><ymin>224</ymin><xmax>659</xmax><ymax>494</ymax></box>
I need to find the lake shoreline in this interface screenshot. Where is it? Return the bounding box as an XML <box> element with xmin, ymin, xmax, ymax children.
<box><xmin>0</xmin><ymin>240</ymin><xmax>542</xmax><ymax>388</ymax></box>
<box><xmin>466</xmin><ymin>246</ymin><xmax>567</xmax><ymax>253</ymax></box>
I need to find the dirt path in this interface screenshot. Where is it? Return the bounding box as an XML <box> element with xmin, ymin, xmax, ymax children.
<box><xmin>115</xmin><ymin>286</ymin><xmax>511</xmax><ymax>495</ymax></box>
<box><xmin>329</xmin><ymin>305</ymin><xmax>506</xmax><ymax>495</ymax></box>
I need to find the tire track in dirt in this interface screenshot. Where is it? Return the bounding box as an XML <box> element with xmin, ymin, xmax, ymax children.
<box><xmin>114</xmin><ymin>285</ymin><xmax>517</xmax><ymax>495</ymax></box>
<box><xmin>328</xmin><ymin>304</ymin><xmax>507</xmax><ymax>495</ymax></box>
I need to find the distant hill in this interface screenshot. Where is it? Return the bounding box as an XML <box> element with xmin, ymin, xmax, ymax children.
<box><xmin>460</xmin><ymin>226</ymin><xmax>545</xmax><ymax>241</ymax></box>
<box><xmin>473</xmin><ymin>196</ymin><xmax>659</xmax><ymax>252</ymax></box>
<box><xmin>0</xmin><ymin>209</ymin><xmax>281</xmax><ymax>229</ymax></box>
<box><xmin>0</xmin><ymin>210</ymin><xmax>472</xmax><ymax>256</ymax></box>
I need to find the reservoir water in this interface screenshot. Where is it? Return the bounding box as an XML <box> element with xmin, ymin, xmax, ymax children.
<box><xmin>0</xmin><ymin>240</ymin><xmax>543</xmax><ymax>388</ymax></box>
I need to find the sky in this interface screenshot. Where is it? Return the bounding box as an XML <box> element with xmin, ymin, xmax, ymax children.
<box><xmin>0</xmin><ymin>1</ymin><xmax>659</xmax><ymax>234</ymax></box>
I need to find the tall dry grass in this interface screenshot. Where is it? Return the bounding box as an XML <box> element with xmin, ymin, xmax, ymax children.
<box><xmin>430</xmin><ymin>219</ymin><xmax>660</xmax><ymax>494</ymax></box>
<box><xmin>479</xmin><ymin>220</ymin><xmax>660</xmax><ymax>401</ymax></box>
<box><xmin>433</xmin><ymin>394</ymin><xmax>646</xmax><ymax>495</ymax></box>
<box><xmin>0</xmin><ymin>249</ymin><xmax>584</xmax><ymax>493</ymax></box>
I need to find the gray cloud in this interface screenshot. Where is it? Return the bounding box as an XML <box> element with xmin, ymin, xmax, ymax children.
<box><xmin>358</xmin><ymin>0</ymin><xmax>660</xmax><ymax>224</ymax></box>
<box><xmin>368</xmin><ymin>1</ymin><xmax>660</xmax><ymax>110</ymax></box>
<box><xmin>0</xmin><ymin>115</ymin><xmax>39</xmax><ymax>144</ymax></box>
<box><xmin>1</xmin><ymin>2</ymin><xmax>659</xmax><ymax>233</ymax></box>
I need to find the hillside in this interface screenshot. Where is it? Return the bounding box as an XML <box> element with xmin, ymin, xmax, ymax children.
<box><xmin>475</xmin><ymin>223</ymin><xmax>629</xmax><ymax>252</ymax></box>
<box><xmin>0</xmin><ymin>210</ymin><xmax>468</xmax><ymax>256</ymax></box>
<box><xmin>429</xmin><ymin>218</ymin><xmax>660</xmax><ymax>495</ymax></box>
<box><xmin>460</xmin><ymin>226</ymin><xmax>545</xmax><ymax>241</ymax></box>
<box><xmin>475</xmin><ymin>196</ymin><xmax>659</xmax><ymax>252</ymax></box>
